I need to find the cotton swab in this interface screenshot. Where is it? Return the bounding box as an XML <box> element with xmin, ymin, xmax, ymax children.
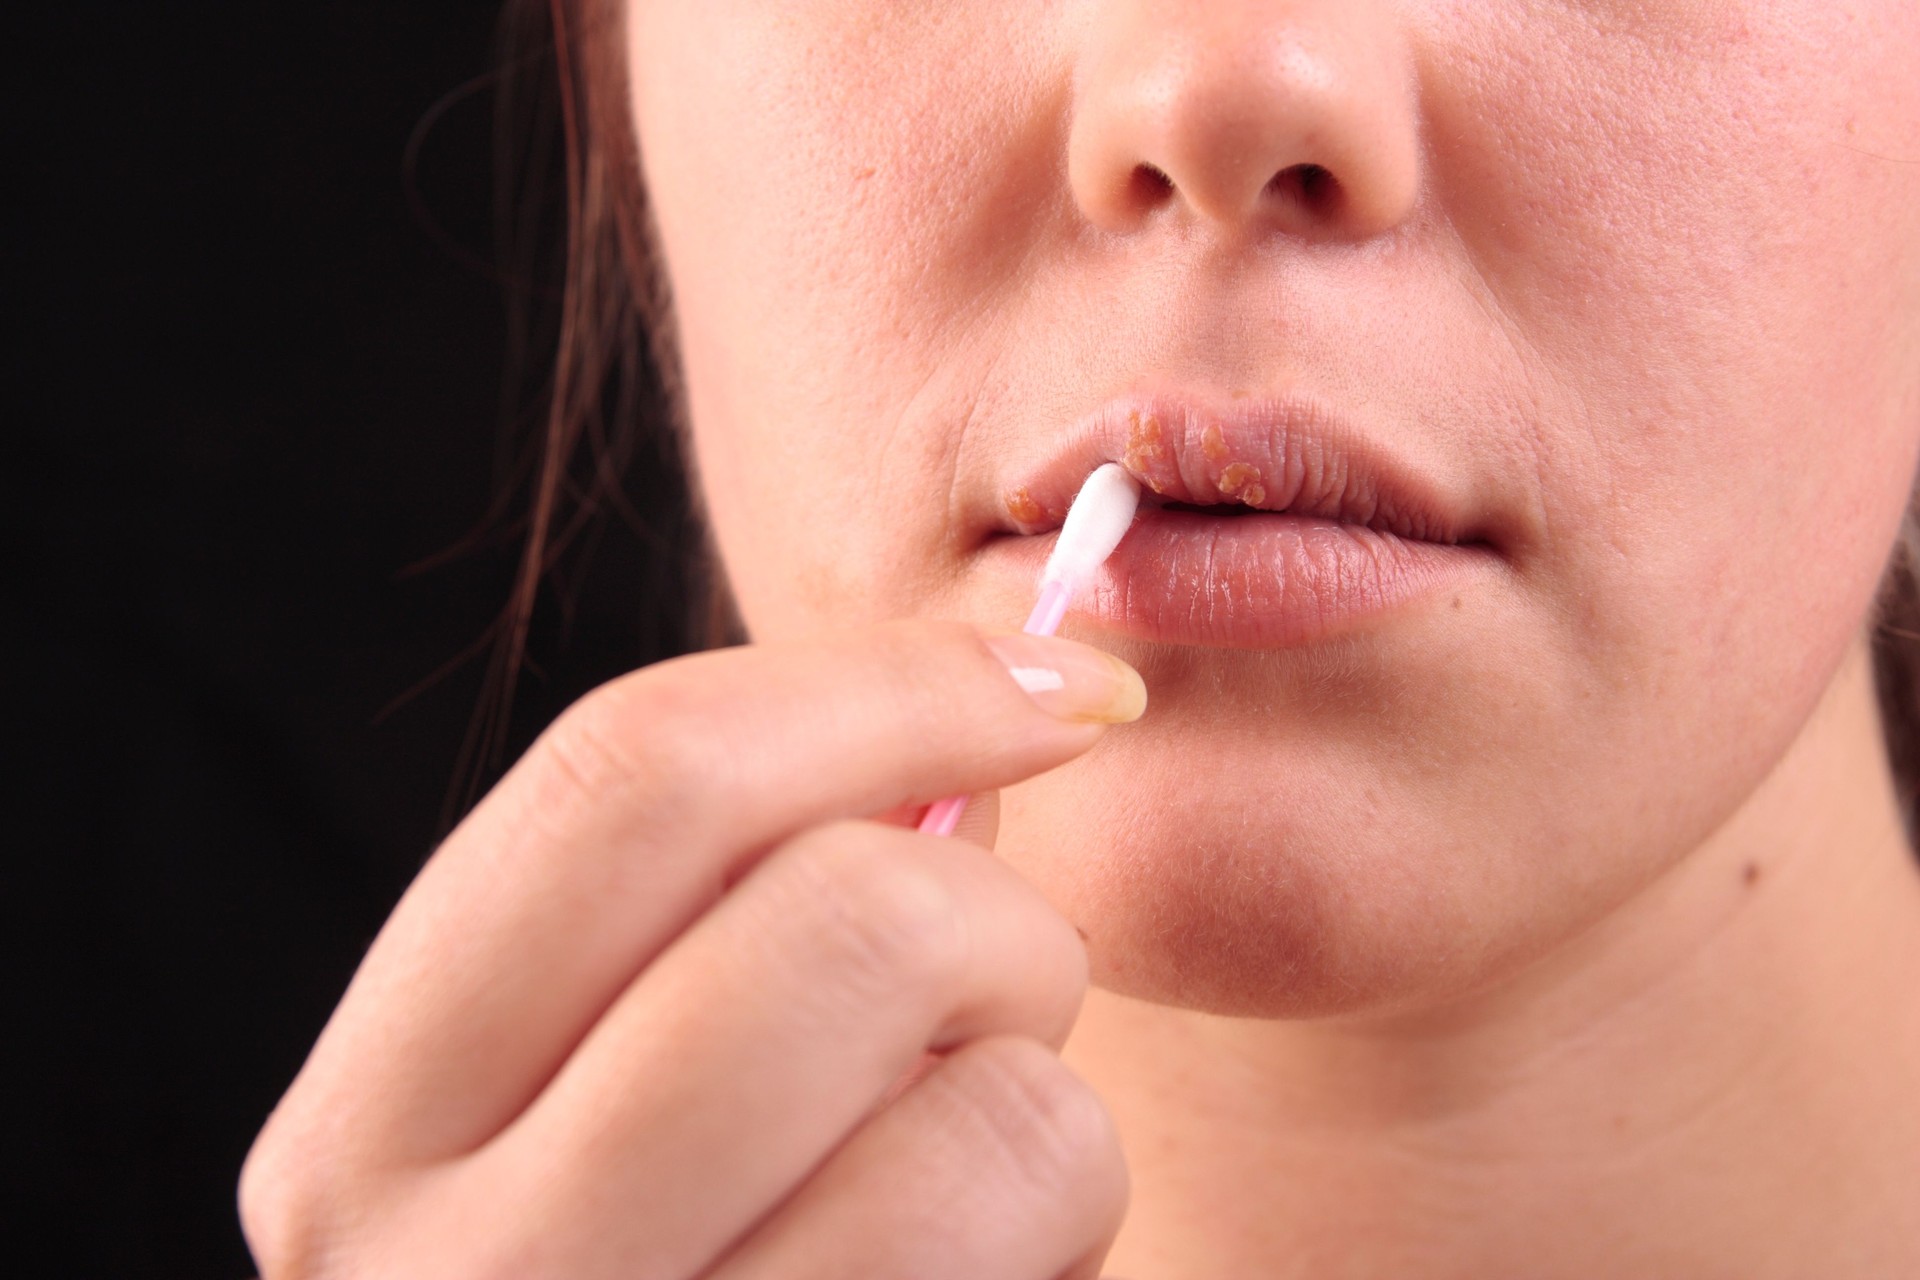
<box><xmin>918</xmin><ymin>463</ymin><xmax>1142</xmax><ymax>837</ymax></box>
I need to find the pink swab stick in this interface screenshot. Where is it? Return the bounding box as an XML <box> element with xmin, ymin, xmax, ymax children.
<box><xmin>918</xmin><ymin>463</ymin><xmax>1142</xmax><ymax>837</ymax></box>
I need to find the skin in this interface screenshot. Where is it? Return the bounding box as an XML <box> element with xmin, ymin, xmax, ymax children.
<box><xmin>241</xmin><ymin>0</ymin><xmax>1920</xmax><ymax>1276</ymax></box>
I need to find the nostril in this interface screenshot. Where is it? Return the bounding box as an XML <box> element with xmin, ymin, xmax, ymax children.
<box><xmin>1266</xmin><ymin>162</ymin><xmax>1338</xmax><ymax>212</ymax></box>
<box><xmin>1297</xmin><ymin>164</ymin><xmax>1334</xmax><ymax>203</ymax></box>
<box><xmin>1128</xmin><ymin>162</ymin><xmax>1176</xmax><ymax>207</ymax></box>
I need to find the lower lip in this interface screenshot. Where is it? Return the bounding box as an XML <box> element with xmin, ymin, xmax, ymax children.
<box><xmin>992</xmin><ymin>508</ymin><xmax>1497</xmax><ymax>649</ymax></box>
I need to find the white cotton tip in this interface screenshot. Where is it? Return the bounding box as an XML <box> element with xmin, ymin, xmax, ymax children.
<box><xmin>1041</xmin><ymin>463</ymin><xmax>1142</xmax><ymax>592</ymax></box>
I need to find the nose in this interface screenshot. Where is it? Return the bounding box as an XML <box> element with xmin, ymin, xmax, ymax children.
<box><xmin>1066</xmin><ymin>0</ymin><xmax>1421</xmax><ymax>242</ymax></box>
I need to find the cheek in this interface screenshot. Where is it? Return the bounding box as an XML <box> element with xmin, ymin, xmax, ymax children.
<box><xmin>628</xmin><ymin>2</ymin><xmax>1052</xmax><ymax>635</ymax></box>
<box><xmin>1424</xmin><ymin>1</ymin><xmax>1920</xmax><ymax>718</ymax></box>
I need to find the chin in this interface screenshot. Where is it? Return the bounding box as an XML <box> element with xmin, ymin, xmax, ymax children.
<box><xmin>993</xmin><ymin>722</ymin><xmax>1611</xmax><ymax>1022</ymax></box>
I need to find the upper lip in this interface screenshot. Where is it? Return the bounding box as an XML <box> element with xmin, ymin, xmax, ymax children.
<box><xmin>998</xmin><ymin>392</ymin><xmax>1481</xmax><ymax>546</ymax></box>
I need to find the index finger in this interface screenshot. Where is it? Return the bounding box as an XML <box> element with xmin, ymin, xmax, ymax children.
<box><xmin>269</xmin><ymin>620</ymin><xmax>1143</xmax><ymax>1169</ymax></box>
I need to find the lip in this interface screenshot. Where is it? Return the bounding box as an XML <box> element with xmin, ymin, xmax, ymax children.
<box><xmin>987</xmin><ymin>392</ymin><xmax>1501</xmax><ymax>649</ymax></box>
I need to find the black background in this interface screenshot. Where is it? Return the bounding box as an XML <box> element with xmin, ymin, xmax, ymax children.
<box><xmin>12</xmin><ymin>4</ymin><xmax>669</xmax><ymax>1274</ymax></box>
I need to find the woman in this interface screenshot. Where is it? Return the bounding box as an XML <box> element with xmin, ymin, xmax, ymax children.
<box><xmin>240</xmin><ymin>0</ymin><xmax>1920</xmax><ymax>1274</ymax></box>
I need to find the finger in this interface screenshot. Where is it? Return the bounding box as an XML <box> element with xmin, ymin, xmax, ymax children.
<box><xmin>459</xmin><ymin>819</ymin><xmax>1088</xmax><ymax>1278</ymax></box>
<box><xmin>706</xmin><ymin>1035</ymin><xmax>1130</xmax><ymax>1280</ymax></box>
<box><xmin>270</xmin><ymin>622</ymin><xmax>1141</xmax><ymax>1169</ymax></box>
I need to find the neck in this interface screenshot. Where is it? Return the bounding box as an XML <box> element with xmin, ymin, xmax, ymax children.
<box><xmin>1067</xmin><ymin>631</ymin><xmax>1920</xmax><ymax>1279</ymax></box>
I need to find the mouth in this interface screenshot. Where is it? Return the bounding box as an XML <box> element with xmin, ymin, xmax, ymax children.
<box><xmin>986</xmin><ymin>391</ymin><xmax>1500</xmax><ymax>648</ymax></box>
<box><xmin>1001</xmin><ymin>393</ymin><xmax>1480</xmax><ymax>545</ymax></box>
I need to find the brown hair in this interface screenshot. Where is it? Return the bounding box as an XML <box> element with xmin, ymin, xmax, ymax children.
<box><xmin>497</xmin><ymin>0</ymin><xmax>1920</xmax><ymax>848</ymax></box>
<box><xmin>448</xmin><ymin>0</ymin><xmax>736</xmax><ymax>813</ymax></box>
<box><xmin>1874</xmin><ymin>517</ymin><xmax>1920</xmax><ymax>848</ymax></box>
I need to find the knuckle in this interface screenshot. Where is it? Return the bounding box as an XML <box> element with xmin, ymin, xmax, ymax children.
<box><xmin>529</xmin><ymin>670</ymin><xmax>719</xmax><ymax>832</ymax></box>
<box><xmin>775</xmin><ymin>823</ymin><xmax>970</xmax><ymax>1012</ymax></box>
<box><xmin>941</xmin><ymin>1037</ymin><xmax>1126</xmax><ymax>1204</ymax></box>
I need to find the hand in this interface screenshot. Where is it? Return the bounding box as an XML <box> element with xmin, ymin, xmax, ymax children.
<box><xmin>240</xmin><ymin>620</ymin><xmax>1143</xmax><ymax>1279</ymax></box>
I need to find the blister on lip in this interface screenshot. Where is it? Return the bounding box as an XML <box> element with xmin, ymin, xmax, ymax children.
<box><xmin>1002</xmin><ymin>394</ymin><xmax>1473</xmax><ymax>545</ymax></box>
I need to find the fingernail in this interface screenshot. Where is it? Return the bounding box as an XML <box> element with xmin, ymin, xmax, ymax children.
<box><xmin>982</xmin><ymin>632</ymin><xmax>1147</xmax><ymax>724</ymax></box>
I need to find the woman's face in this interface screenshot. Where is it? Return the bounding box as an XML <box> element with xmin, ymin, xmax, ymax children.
<box><xmin>624</xmin><ymin>1</ymin><xmax>1920</xmax><ymax>1016</ymax></box>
